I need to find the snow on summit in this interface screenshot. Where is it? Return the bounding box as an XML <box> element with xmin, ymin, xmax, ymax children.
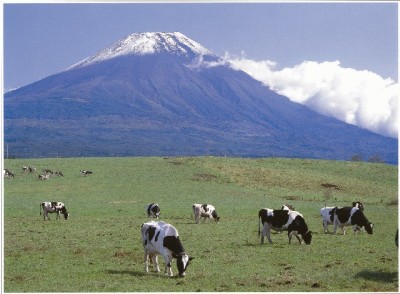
<box><xmin>68</xmin><ymin>32</ymin><xmax>212</xmax><ymax>70</ymax></box>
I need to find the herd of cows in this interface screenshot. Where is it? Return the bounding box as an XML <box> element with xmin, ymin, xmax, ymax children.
<box><xmin>140</xmin><ymin>201</ymin><xmax>374</xmax><ymax>277</ymax></box>
<box><xmin>3</xmin><ymin>167</ymin><xmax>93</xmax><ymax>180</ymax></box>
<box><xmin>3</xmin><ymin>165</ymin><xmax>392</xmax><ymax>278</ymax></box>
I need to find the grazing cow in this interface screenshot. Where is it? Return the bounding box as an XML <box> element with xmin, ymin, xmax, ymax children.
<box><xmin>333</xmin><ymin>206</ymin><xmax>372</xmax><ymax>235</ymax></box>
<box><xmin>258</xmin><ymin>208</ymin><xmax>312</xmax><ymax>245</ymax></box>
<box><xmin>320</xmin><ymin>202</ymin><xmax>365</xmax><ymax>233</ymax></box>
<box><xmin>43</xmin><ymin>169</ymin><xmax>63</xmax><ymax>177</ymax></box>
<box><xmin>40</xmin><ymin>202</ymin><xmax>69</xmax><ymax>220</ymax></box>
<box><xmin>80</xmin><ymin>170</ymin><xmax>93</xmax><ymax>176</ymax></box>
<box><xmin>141</xmin><ymin>221</ymin><xmax>194</xmax><ymax>277</ymax></box>
<box><xmin>146</xmin><ymin>203</ymin><xmax>161</xmax><ymax>219</ymax></box>
<box><xmin>38</xmin><ymin>174</ymin><xmax>50</xmax><ymax>181</ymax></box>
<box><xmin>22</xmin><ymin>166</ymin><xmax>36</xmax><ymax>173</ymax></box>
<box><xmin>52</xmin><ymin>171</ymin><xmax>64</xmax><ymax>177</ymax></box>
<box><xmin>192</xmin><ymin>204</ymin><xmax>220</xmax><ymax>224</ymax></box>
<box><xmin>320</xmin><ymin>206</ymin><xmax>339</xmax><ymax>233</ymax></box>
<box><xmin>3</xmin><ymin>169</ymin><xmax>14</xmax><ymax>179</ymax></box>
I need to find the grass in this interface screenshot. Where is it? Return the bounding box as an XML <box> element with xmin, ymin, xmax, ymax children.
<box><xmin>3</xmin><ymin>156</ymin><xmax>398</xmax><ymax>292</ymax></box>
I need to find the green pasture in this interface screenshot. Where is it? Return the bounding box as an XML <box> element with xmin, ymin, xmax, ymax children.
<box><xmin>3</xmin><ymin>156</ymin><xmax>398</xmax><ymax>292</ymax></box>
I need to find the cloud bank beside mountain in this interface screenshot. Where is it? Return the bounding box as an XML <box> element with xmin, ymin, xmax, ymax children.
<box><xmin>225</xmin><ymin>55</ymin><xmax>398</xmax><ymax>138</ymax></box>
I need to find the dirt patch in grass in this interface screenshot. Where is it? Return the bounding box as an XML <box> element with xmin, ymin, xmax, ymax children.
<box><xmin>192</xmin><ymin>173</ymin><xmax>217</xmax><ymax>182</ymax></box>
<box><xmin>321</xmin><ymin>183</ymin><xmax>341</xmax><ymax>190</ymax></box>
<box><xmin>113</xmin><ymin>251</ymin><xmax>134</xmax><ymax>259</ymax></box>
<box><xmin>9</xmin><ymin>275</ymin><xmax>27</xmax><ymax>283</ymax></box>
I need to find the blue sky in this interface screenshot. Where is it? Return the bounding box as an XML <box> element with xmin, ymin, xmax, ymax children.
<box><xmin>3</xmin><ymin>2</ymin><xmax>399</xmax><ymax>138</ymax></box>
<box><xmin>4</xmin><ymin>2</ymin><xmax>398</xmax><ymax>90</ymax></box>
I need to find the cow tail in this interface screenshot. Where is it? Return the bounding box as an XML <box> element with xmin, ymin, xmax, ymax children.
<box><xmin>258</xmin><ymin>213</ymin><xmax>261</xmax><ymax>236</ymax></box>
<box><xmin>39</xmin><ymin>203</ymin><xmax>42</xmax><ymax>215</ymax></box>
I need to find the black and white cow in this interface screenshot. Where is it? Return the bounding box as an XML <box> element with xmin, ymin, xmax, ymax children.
<box><xmin>38</xmin><ymin>174</ymin><xmax>50</xmax><ymax>181</ymax></box>
<box><xmin>141</xmin><ymin>221</ymin><xmax>194</xmax><ymax>277</ymax></box>
<box><xmin>320</xmin><ymin>201</ymin><xmax>365</xmax><ymax>233</ymax></box>
<box><xmin>80</xmin><ymin>170</ymin><xmax>93</xmax><ymax>176</ymax></box>
<box><xmin>22</xmin><ymin>166</ymin><xmax>36</xmax><ymax>173</ymax></box>
<box><xmin>146</xmin><ymin>203</ymin><xmax>161</xmax><ymax>219</ymax></box>
<box><xmin>43</xmin><ymin>169</ymin><xmax>64</xmax><ymax>177</ymax></box>
<box><xmin>52</xmin><ymin>171</ymin><xmax>64</xmax><ymax>177</ymax></box>
<box><xmin>3</xmin><ymin>169</ymin><xmax>14</xmax><ymax>179</ymax></box>
<box><xmin>40</xmin><ymin>202</ymin><xmax>69</xmax><ymax>220</ymax></box>
<box><xmin>258</xmin><ymin>208</ymin><xmax>312</xmax><ymax>245</ymax></box>
<box><xmin>192</xmin><ymin>204</ymin><xmax>220</xmax><ymax>224</ymax></box>
<box><xmin>320</xmin><ymin>206</ymin><xmax>338</xmax><ymax>233</ymax></box>
<box><xmin>332</xmin><ymin>206</ymin><xmax>372</xmax><ymax>235</ymax></box>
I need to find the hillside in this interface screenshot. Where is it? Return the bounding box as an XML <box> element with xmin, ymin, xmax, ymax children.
<box><xmin>3</xmin><ymin>156</ymin><xmax>398</xmax><ymax>292</ymax></box>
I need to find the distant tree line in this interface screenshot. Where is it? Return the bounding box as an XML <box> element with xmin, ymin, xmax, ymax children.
<box><xmin>350</xmin><ymin>154</ymin><xmax>385</xmax><ymax>164</ymax></box>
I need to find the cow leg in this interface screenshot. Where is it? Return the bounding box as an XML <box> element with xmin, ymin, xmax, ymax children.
<box><xmin>263</xmin><ymin>223</ymin><xmax>273</xmax><ymax>244</ymax></box>
<box><xmin>144</xmin><ymin>251</ymin><xmax>160</xmax><ymax>273</ymax></box>
<box><xmin>296</xmin><ymin>235</ymin><xmax>303</xmax><ymax>244</ymax></box>
<box><xmin>289</xmin><ymin>231</ymin><xmax>302</xmax><ymax>244</ymax></box>
<box><xmin>323</xmin><ymin>220</ymin><xmax>329</xmax><ymax>233</ymax></box>
<box><xmin>260</xmin><ymin>223</ymin><xmax>266</xmax><ymax>244</ymax></box>
<box><xmin>144</xmin><ymin>251</ymin><xmax>150</xmax><ymax>273</ymax></box>
<box><xmin>151</xmin><ymin>255</ymin><xmax>160</xmax><ymax>272</ymax></box>
<box><xmin>164</xmin><ymin>261</ymin><xmax>173</xmax><ymax>276</ymax></box>
<box><xmin>333</xmin><ymin>222</ymin><xmax>338</xmax><ymax>234</ymax></box>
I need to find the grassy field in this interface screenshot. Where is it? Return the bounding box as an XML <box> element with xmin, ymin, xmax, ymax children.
<box><xmin>3</xmin><ymin>156</ymin><xmax>398</xmax><ymax>292</ymax></box>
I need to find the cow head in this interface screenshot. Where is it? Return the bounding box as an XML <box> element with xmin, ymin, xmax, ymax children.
<box><xmin>352</xmin><ymin>201</ymin><xmax>364</xmax><ymax>212</ymax></box>
<box><xmin>60</xmin><ymin>207</ymin><xmax>69</xmax><ymax>220</ymax></box>
<box><xmin>173</xmin><ymin>253</ymin><xmax>194</xmax><ymax>277</ymax></box>
<box><xmin>211</xmin><ymin>210</ymin><xmax>220</xmax><ymax>222</ymax></box>
<box><xmin>364</xmin><ymin>222</ymin><xmax>373</xmax><ymax>234</ymax></box>
<box><xmin>152</xmin><ymin>205</ymin><xmax>161</xmax><ymax>217</ymax></box>
<box><xmin>303</xmin><ymin>231</ymin><xmax>312</xmax><ymax>245</ymax></box>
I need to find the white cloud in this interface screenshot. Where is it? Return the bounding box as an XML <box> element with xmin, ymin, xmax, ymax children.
<box><xmin>186</xmin><ymin>54</ymin><xmax>228</xmax><ymax>70</ymax></box>
<box><xmin>227</xmin><ymin>54</ymin><xmax>398</xmax><ymax>138</ymax></box>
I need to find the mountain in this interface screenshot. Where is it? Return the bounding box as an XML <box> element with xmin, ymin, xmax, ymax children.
<box><xmin>4</xmin><ymin>32</ymin><xmax>397</xmax><ymax>163</ymax></box>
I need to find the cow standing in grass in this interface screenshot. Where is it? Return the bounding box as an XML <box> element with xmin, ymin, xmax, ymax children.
<box><xmin>80</xmin><ymin>170</ymin><xmax>92</xmax><ymax>176</ymax></box>
<box><xmin>146</xmin><ymin>203</ymin><xmax>161</xmax><ymax>219</ymax></box>
<box><xmin>258</xmin><ymin>208</ymin><xmax>312</xmax><ymax>245</ymax></box>
<box><xmin>38</xmin><ymin>174</ymin><xmax>50</xmax><ymax>181</ymax></box>
<box><xmin>192</xmin><ymin>204</ymin><xmax>220</xmax><ymax>224</ymax></box>
<box><xmin>320</xmin><ymin>201</ymin><xmax>365</xmax><ymax>233</ymax></box>
<box><xmin>22</xmin><ymin>166</ymin><xmax>36</xmax><ymax>173</ymax></box>
<box><xmin>333</xmin><ymin>206</ymin><xmax>372</xmax><ymax>235</ymax></box>
<box><xmin>40</xmin><ymin>202</ymin><xmax>69</xmax><ymax>220</ymax></box>
<box><xmin>141</xmin><ymin>221</ymin><xmax>194</xmax><ymax>277</ymax></box>
<box><xmin>3</xmin><ymin>169</ymin><xmax>14</xmax><ymax>179</ymax></box>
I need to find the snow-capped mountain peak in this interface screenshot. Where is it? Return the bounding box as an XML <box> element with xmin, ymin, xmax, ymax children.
<box><xmin>68</xmin><ymin>32</ymin><xmax>212</xmax><ymax>70</ymax></box>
